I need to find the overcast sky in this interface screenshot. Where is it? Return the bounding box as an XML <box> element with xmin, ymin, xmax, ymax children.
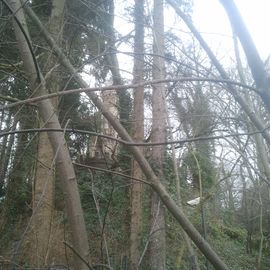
<box><xmin>112</xmin><ymin>0</ymin><xmax>270</xmax><ymax>79</ymax></box>
<box><xmin>193</xmin><ymin>0</ymin><xmax>270</xmax><ymax>60</ymax></box>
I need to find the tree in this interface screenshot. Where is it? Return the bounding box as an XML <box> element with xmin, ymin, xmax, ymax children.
<box><xmin>149</xmin><ymin>0</ymin><xmax>167</xmax><ymax>269</ymax></box>
<box><xmin>28</xmin><ymin>1</ymin><xmax>66</xmax><ymax>266</ymax></box>
<box><xmin>6</xmin><ymin>1</ymin><xmax>90</xmax><ymax>269</ymax></box>
<box><xmin>130</xmin><ymin>0</ymin><xmax>145</xmax><ymax>268</ymax></box>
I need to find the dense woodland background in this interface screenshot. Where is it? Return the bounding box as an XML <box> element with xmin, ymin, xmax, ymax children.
<box><xmin>1</xmin><ymin>0</ymin><xmax>270</xmax><ymax>269</ymax></box>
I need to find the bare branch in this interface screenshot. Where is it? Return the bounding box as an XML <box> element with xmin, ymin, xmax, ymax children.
<box><xmin>1</xmin><ymin>127</ymin><xmax>269</xmax><ymax>147</ymax></box>
<box><xmin>73</xmin><ymin>162</ymin><xmax>150</xmax><ymax>185</ymax></box>
<box><xmin>0</xmin><ymin>77</ymin><xmax>256</xmax><ymax>111</ymax></box>
<box><xmin>63</xmin><ymin>242</ymin><xmax>94</xmax><ymax>270</ymax></box>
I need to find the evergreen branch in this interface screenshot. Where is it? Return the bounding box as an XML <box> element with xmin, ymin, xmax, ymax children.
<box><xmin>0</xmin><ymin>53</ymin><xmax>44</xmax><ymax>71</ymax></box>
<box><xmin>1</xmin><ymin>0</ymin><xmax>41</xmax><ymax>83</ymax></box>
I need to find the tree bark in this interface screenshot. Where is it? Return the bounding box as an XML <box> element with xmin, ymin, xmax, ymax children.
<box><xmin>7</xmin><ymin>1</ymin><xmax>90</xmax><ymax>269</ymax></box>
<box><xmin>130</xmin><ymin>0</ymin><xmax>145</xmax><ymax>268</ymax></box>
<box><xmin>30</xmin><ymin>130</ymin><xmax>55</xmax><ymax>267</ymax></box>
<box><xmin>149</xmin><ymin>1</ymin><xmax>167</xmax><ymax>269</ymax></box>
<box><xmin>29</xmin><ymin>1</ymin><xmax>66</xmax><ymax>267</ymax></box>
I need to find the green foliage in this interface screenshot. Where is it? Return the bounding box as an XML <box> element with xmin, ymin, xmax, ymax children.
<box><xmin>31</xmin><ymin>0</ymin><xmax>52</xmax><ymax>18</ymax></box>
<box><xmin>118</xmin><ymin>91</ymin><xmax>133</xmax><ymax>132</ymax></box>
<box><xmin>0</xmin><ymin>115</ymin><xmax>35</xmax><ymax>252</ymax></box>
<box><xmin>2</xmin><ymin>108</ymin><xmax>36</xmax><ymax>215</ymax></box>
<box><xmin>117</xmin><ymin>145</ymin><xmax>132</xmax><ymax>173</ymax></box>
<box><xmin>65</xmin><ymin>0</ymin><xmax>111</xmax><ymax>71</ymax></box>
<box><xmin>0</xmin><ymin>11</ymin><xmax>22</xmax><ymax>82</ymax></box>
<box><xmin>211</xmin><ymin>235</ymin><xmax>255</xmax><ymax>270</ymax></box>
<box><xmin>182</xmin><ymin>145</ymin><xmax>215</xmax><ymax>191</ymax></box>
<box><xmin>76</xmin><ymin>168</ymin><xmax>130</xmax><ymax>264</ymax></box>
<box><xmin>210</xmin><ymin>222</ymin><xmax>245</xmax><ymax>242</ymax></box>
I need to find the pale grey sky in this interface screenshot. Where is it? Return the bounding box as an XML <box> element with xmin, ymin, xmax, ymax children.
<box><xmin>112</xmin><ymin>0</ymin><xmax>270</xmax><ymax>78</ymax></box>
<box><xmin>193</xmin><ymin>0</ymin><xmax>270</xmax><ymax>60</ymax></box>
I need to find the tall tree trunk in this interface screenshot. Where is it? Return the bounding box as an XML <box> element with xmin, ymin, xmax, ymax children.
<box><xmin>30</xmin><ymin>131</ymin><xmax>55</xmax><ymax>267</ymax></box>
<box><xmin>130</xmin><ymin>0</ymin><xmax>145</xmax><ymax>268</ymax></box>
<box><xmin>7</xmin><ymin>1</ymin><xmax>90</xmax><ymax>269</ymax></box>
<box><xmin>29</xmin><ymin>0</ymin><xmax>66</xmax><ymax>266</ymax></box>
<box><xmin>149</xmin><ymin>0</ymin><xmax>166</xmax><ymax>269</ymax></box>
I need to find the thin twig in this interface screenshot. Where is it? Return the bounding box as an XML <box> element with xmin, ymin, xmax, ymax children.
<box><xmin>90</xmin><ymin>171</ymin><xmax>111</xmax><ymax>267</ymax></box>
<box><xmin>73</xmin><ymin>162</ymin><xmax>150</xmax><ymax>185</ymax></box>
<box><xmin>63</xmin><ymin>241</ymin><xmax>94</xmax><ymax>270</ymax></box>
<box><xmin>93</xmin><ymin>264</ymin><xmax>115</xmax><ymax>270</ymax></box>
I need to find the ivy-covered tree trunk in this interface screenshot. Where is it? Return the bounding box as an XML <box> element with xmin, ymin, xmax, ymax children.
<box><xmin>130</xmin><ymin>0</ymin><xmax>145</xmax><ymax>268</ymax></box>
<box><xmin>149</xmin><ymin>0</ymin><xmax>166</xmax><ymax>269</ymax></box>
